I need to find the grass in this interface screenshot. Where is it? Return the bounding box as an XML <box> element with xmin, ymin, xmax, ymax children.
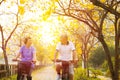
<box><xmin>0</xmin><ymin>67</ymin><xmax>46</xmax><ymax>80</ymax></box>
<box><xmin>1</xmin><ymin>75</ymin><xmax>17</xmax><ymax>80</ymax></box>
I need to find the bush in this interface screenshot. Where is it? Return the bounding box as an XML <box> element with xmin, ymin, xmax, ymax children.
<box><xmin>89</xmin><ymin>68</ymin><xmax>103</xmax><ymax>78</ymax></box>
<box><xmin>104</xmin><ymin>69</ymin><xmax>111</xmax><ymax>77</ymax></box>
<box><xmin>1</xmin><ymin>75</ymin><xmax>16</xmax><ymax>80</ymax></box>
<box><xmin>74</xmin><ymin>67</ymin><xmax>87</xmax><ymax>80</ymax></box>
<box><xmin>74</xmin><ymin>67</ymin><xmax>101</xmax><ymax>80</ymax></box>
<box><xmin>102</xmin><ymin>58</ymin><xmax>115</xmax><ymax>77</ymax></box>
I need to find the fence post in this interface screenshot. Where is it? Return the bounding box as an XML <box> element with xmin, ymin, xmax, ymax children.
<box><xmin>0</xmin><ymin>64</ymin><xmax>18</xmax><ymax>78</ymax></box>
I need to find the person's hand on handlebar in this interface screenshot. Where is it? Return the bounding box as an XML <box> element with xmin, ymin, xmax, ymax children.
<box><xmin>12</xmin><ymin>58</ymin><xmax>21</xmax><ymax>61</ymax></box>
<box><xmin>73</xmin><ymin>60</ymin><xmax>78</xmax><ymax>64</ymax></box>
<box><xmin>32</xmin><ymin>60</ymin><xmax>36</xmax><ymax>64</ymax></box>
<box><xmin>54</xmin><ymin>59</ymin><xmax>57</xmax><ymax>63</ymax></box>
<box><xmin>12</xmin><ymin>58</ymin><xmax>17</xmax><ymax>61</ymax></box>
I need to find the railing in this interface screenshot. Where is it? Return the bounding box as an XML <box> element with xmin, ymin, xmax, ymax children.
<box><xmin>0</xmin><ymin>64</ymin><xmax>17</xmax><ymax>78</ymax></box>
<box><xmin>0</xmin><ymin>64</ymin><xmax>43</xmax><ymax>78</ymax></box>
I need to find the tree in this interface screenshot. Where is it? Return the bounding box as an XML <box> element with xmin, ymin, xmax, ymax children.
<box><xmin>0</xmin><ymin>0</ymin><xmax>35</xmax><ymax>76</ymax></box>
<box><xmin>54</xmin><ymin>0</ymin><xmax>120</xmax><ymax>80</ymax></box>
<box><xmin>73</xmin><ymin>28</ymin><xmax>98</xmax><ymax>77</ymax></box>
<box><xmin>0</xmin><ymin>0</ymin><xmax>20</xmax><ymax>75</ymax></box>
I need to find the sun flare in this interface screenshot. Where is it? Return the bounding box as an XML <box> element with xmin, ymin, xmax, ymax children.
<box><xmin>38</xmin><ymin>22</ymin><xmax>55</xmax><ymax>45</ymax></box>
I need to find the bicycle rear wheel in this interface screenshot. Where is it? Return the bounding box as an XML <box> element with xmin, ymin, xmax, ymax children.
<box><xmin>22</xmin><ymin>75</ymin><xmax>27</xmax><ymax>80</ymax></box>
<box><xmin>62</xmin><ymin>61</ymin><xmax>69</xmax><ymax>80</ymax></box>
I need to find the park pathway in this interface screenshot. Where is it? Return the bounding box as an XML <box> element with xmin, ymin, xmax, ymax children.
<box><xmin>32</xmin><ymin>66</ymin><xmax>57</xmax><ymax>80</ymax></box>
<box><xmin>32</xmin><ymin>65</ymin><xmax>112</xmax><ymax>80</ymax></box>
<box><xmin>97</xmin><ymin>75</ymin><xmax>112</xmax><ymax>80</ymax></box>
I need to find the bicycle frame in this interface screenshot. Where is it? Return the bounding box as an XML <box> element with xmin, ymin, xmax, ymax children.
<box><xmin>55</xmin><ymin>59</ymin><xmax>73</xmax><ymax>80</ymax></box>
<box><xmin>61</xmin><ymin>61</ymin><xmax>70</xmax><ymax>80</ymax></box>
<box><xmin>12</xmin><ymin>59</ymin><xmax>35</xmax><ymax>80</ymax></box>
<box><xmin>17</xmin><ymin>61</ymin><xmax>32</xmax><ymax>80</ymax></box>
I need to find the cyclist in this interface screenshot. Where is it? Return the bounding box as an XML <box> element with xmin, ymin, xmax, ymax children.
<box><xmin>13</xmin><ymin>36</ymin><xmax>36</xmax><ymax>80</ymax></box>
<box><xmin>54</xmin><ymin>33</ymin><xmax>77</xmax><ymax>80</ymax></box>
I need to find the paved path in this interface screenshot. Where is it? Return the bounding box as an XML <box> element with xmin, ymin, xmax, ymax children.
<box><xmin>32</xmin><ymin>66</ymin><xmax>57</xmax><ymax>80</ymax></box>
<box><xmin>32</xmin><ymin>66</ymin><xmax>112</xmax><ymax>80</ymax></box>
<box><xmin>97</xmin><ymin>75</ymin><xmax>112</xmax><ymax>80</ymax></box>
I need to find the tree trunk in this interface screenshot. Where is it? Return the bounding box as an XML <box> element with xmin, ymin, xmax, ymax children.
<box><xmin>98</xmin><ymin>36</ymin><xmax>118</xmax><ymax>80</ymax></box>
<box><xmin>2</xmin><ymin>47</ymin><xmax>10</xmax><ymax>77</ymax></box>
<box><xmin>82</xmin><ymin>53</ymin><xmax>87</xmax><ymax>69</ymax></box>
<box><xmin>0</xmin><ymin>26</ymin><xmax>10</xmax><ymax>77</ymax></box>
<box><xmin>114</xmin><ymin>17</ymin><xmax>120</xmax><ymax>80</ymax></box>
<box><xmin>82</xmin><ymin>52</ymin><xmax>90</xmax><ymax>77</ymax></box>
<box><xmin>86</xmin><ymin>53</ymin><xmax>89</xmax><ymax>77</ymax></box>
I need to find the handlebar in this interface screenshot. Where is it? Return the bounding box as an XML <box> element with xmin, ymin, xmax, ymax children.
<box><xmin>53</xmin><ymin>59</ymin><xmax>78</xmax><ymax>63</ymax></box>
<box><xmin>12</xmin><ymin>59</ymin><xmax>21</xmax><ymax>61</ymax></box>
<box><xmin>12</xmin><ymin>59</ymin><xmax>36</xmax><ymax>64</ymax></box>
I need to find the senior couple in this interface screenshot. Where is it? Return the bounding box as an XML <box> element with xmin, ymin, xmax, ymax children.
<box><xmin>13</xmin><ymin>33</ymin><xmax>77</xmax><ymax>80</ymax></box>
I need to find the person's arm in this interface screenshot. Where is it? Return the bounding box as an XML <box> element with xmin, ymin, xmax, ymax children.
<box><xmin>73</xmin><ymin>50</ymin><xmax>77</xmax><ymax>60</ymax></box>
<box><xmin>13</xmin><ymin>53</ymin><xmax>21</xmax><ymax>60</ymax></box>
<box><xmin>32</xmin><ymin>47</ymin><xmax>37</xmax><ymax>62</ymax></box>
<box><xmin>54</xmin><ymin>50</ymin><xmax>59</xmax><ymax>62</ymax></box>
<box><xmin>33</xmin><ymin>52</ymin><xmax>36</xmax><ymax>61</ymax></box>
<box><xmin>72</xmin><ymin>50</ymin><xmax>78</xmax><ymax>64</ymax></box>
<box><xmin>71</xmin><ymin>42</ymin><xmax>78</xmax><ymax>63</ymax></box>
<box><xmin>54</xmin><ymin>43</ymin><xmax>60</xmax><ymax>62</ymax></box>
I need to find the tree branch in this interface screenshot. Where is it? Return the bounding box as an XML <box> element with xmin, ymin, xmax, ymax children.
<box><xmin>100</xmin><ymin>11</ymin><xmax>108</xmax><ymax>31</ymax></box>
<box><xmin>0</xmin><ymin>25</ymin><xmax>4</xmax><ymax>49</ymax></box>
<box><xmin>90</xmin><ymin>0</ymin><xmax>120</xmax><ymax>17</ymax></box>
<box><xmin>69</xmin><ymin>13</ymin><xmax>98</xmax><ymax>32</ymax></box>
<box><xmin>68</xmin><ymin>0</ymin><xmax>72</xmax><ymax>14</ymax></box>
<box><xmin>0</xmin><ymin>0</ymin><xmax>4</xmax><ymax>5</ymax></box>
<box><xmin>85</xmin><ymin>11</ymin><xmax>99</xmax><ymax>30</ymax></box>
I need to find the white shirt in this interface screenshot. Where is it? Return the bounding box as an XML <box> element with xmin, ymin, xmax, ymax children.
<box><xmin>56</xmin><ymin>41</ymin><xmax>75</xmax><ymax>61</ymax></box>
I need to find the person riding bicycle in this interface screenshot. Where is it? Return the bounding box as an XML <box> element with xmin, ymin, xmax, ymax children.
<box><xmin>13</xmin><ymin>36</ymin><xmax>36</xmax><ymax>80</ymax></box>
<box><xmin>54</xmin><ymin>33</ymin><xmax>77</xmax><ymax>80</ymax></box>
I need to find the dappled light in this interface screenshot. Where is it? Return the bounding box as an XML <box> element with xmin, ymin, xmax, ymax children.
<box><xmin>0</xmin><ymin>0</ymin><xmax>119</xmax><ymax>80</ymax></box>
<box><xmin>38</xmin><ymin>22</ymin><xmax>57</xmax><ymax>45</ymax></box>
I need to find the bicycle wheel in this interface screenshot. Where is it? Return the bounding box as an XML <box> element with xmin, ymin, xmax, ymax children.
<box><xmin>62</xmin><ymin>73</ymin><xmax>69</xmax><ymax>80</ymax></box>
<box><xmin>22</xmin><ymin>75</ymin><xmax>27</xmax><ymax>80</ymax></box>
<box><xmin>62</xmin><ymin>61</ymin><xmax>69</xmax><ymax>80</ymax></box>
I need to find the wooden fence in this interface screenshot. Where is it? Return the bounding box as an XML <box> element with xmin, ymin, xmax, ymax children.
<box><xmin>0</xmin><ymin>64</ymin><xmax>17</xmax><ymax>78</ymax></box>
<box><xmin>0</xmin><ymin>64</ymin><xmax>42</xmax><ymax>79</ymax></box>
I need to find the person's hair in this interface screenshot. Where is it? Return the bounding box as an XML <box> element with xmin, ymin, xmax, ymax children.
<box><xmin>60</xmin><ymin>33</ymin><xmax>68</xmax><ymax>39</ymax></box>
<box><xmin>24</xmin><ymin>36</ymin><xmax>31</xmax><ymax>44</ymax></box>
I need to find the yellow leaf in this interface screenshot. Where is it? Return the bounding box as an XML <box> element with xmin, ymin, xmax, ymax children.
<box><xmin>57</xmin><ymin>15</ymin><xmax>61</xmax><ymax>21</ymax></box>
<box><xmin>18</xmin><ymin>6</ymin><xmax>25</xmax><ymax>15</ymax></box>
<box><xmin>87</xmin><ymin>4</ymin><xmax>94</xmax><ymax>9</ymax></box>
<box><xmin>20</xmin><ymin>0</ymin><xmax>28</xmax><ymax>4</ymax></box>
<box><xmin>6</xmin><ymin>47</ymin><xmax>10</xmax><ymax>52</ymax></box>
<box><xmin>52</xmin><ymin>0</ymin><xmax>58</xmax><ymax>2</ymax></box>
<box><xmin>100</xmin><ymin>0</ymin><xmax>106</xmax><ymax>3</ymax></box>
<box><xmin>42</xmin><ymin>9</ymin><xmax>51</xmax><ymax>21</ymax></box>
<box><xmin>32</xmin><ymin>26</ymin><xmax>38</xmax><ymax>30</ymax></box>
<box><xmin>74</xmin><ymin>0</ymin><xmax>80</xmax><ymax>3</ymax></box>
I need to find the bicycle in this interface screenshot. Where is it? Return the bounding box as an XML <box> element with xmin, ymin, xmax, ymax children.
<box><xmin>12</xmin><ymin>59</ymin><xmax>36</xmax><ymax>80</ymax></box>
<box><xmin>54</xmin><ymin>59</ymin><xmax>75</xmax><ymax>80</ymax></box>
